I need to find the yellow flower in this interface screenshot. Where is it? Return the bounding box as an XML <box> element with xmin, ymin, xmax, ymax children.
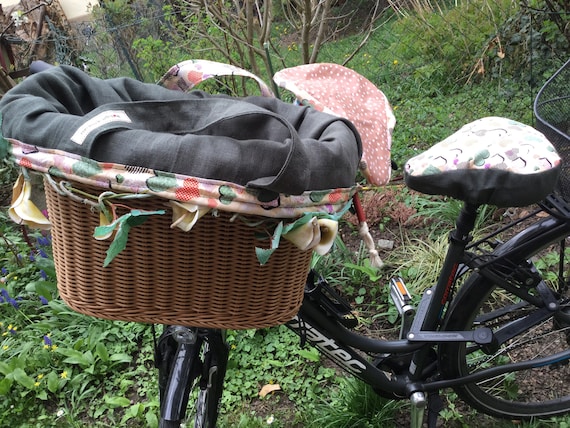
<box><xmin>2</xmin><ymin>324</ymin><xmax>16</xmax><ymax>336</ymax></box>
<box><xmin>60</xmin><ymin>371</ymin><xmax>67</xmax><ymax>379</ymax></box>
<box><xmin>393</xmin><ymin>59</ymin><xmax>399</xmax><ymax>65</ymax></box>
<box><xmin>37</xmin><ymin>374</ymin><xmax>44</xmax><ymax>380</ymax></box>
<box><xmin>51</xmin><ymin>345</ymin><xmax>58</xmax><ymax>351</ymax></box>
<box><xmin>34</xmin><ymin>382</ymin><xmax>40</xmax><ymax>387</ymax></box>
<box><xmin>2</xmin><ymin>345</ymin><xmax>8</xmax><ymax>351</ymax></box>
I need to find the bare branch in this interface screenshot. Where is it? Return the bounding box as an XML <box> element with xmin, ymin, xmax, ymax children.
<box><xmin>309</xmin><ymin>0</ymin><xmax>332</xmax><ymax>63</ymax></box>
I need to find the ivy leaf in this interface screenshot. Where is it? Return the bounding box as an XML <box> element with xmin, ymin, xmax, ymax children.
<box><xmin>255</xmin><ymin>221</ymin><xmax>283</xmax><ymax>265</ymax></box>
<box><xmin>94</xmin><ymin>209</ymin><xmax>165</xmax><ymax>267</ymax></box>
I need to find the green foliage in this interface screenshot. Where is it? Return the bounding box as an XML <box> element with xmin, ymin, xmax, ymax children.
<box><xmin>385</xmin><ymin>0</ymin><xmax>517</xmax><ymax>91</ymax></box>
<box><xmin>489</xmin><ymin>1</ymin><xmax>569</xmax><ymax>85</ymax></box>
<box><xmin>0</xmin><ymin>156</ymin><xmax>17</xmax><ymax>191</ymax></box>
<box><xmin>305</xmin><ymin>377</ymin><xmax>400</xmax><ymax>427</ymax></box>
<box><xmin>218</xmin><ymin>326</ymin><xmax>339</xmax><ymax>426</ymax></box>
<box><xmin>132</xmin><ymin>37</ymin><xmax>178</xmax><ymax>83</ymax></box>
<box><xmin>387</xmin><ymin>79</ymin><xmax>535</xmax><ymax>167</ymax></box>
<box><xmin>409</xmin><ymin>195</ymin><xmax>496</xmax><ymax>238</ymax></box>
<box><xmin>0</xmin><ymin>220</ymin><xmax>158</xmax><ymax>427</ymax></box>
<box><xmin>388</xmin><ymin>233</ymin><xmax>448</xmax><ymax>295</ymax></box>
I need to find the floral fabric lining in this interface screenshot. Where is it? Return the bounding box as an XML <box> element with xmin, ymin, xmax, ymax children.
<box><xmin>8</xmin><ymin>138</ymin><xmax>357</xmax><ymax>219</ymax></box>
<box><xmin>158</xmin><ymin>59</ymin><xmax>275</xmax><ymax>97</ymax></box>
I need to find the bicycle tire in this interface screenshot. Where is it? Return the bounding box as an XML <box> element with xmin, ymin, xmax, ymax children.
<box><xmin>440</xmin><ymin>250</ymin><xmax>570</xmax><ymax>419</ymax></box>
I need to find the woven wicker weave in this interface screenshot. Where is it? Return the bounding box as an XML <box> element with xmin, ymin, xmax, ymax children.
<box><xmin>44</xmin><ymin>180</ymin><xmax>312</xmax><ymax>329</ymax></box>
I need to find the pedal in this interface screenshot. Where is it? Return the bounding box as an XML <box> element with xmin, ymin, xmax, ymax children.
<box><xmin>390</xmin><ymin>277</ymin><xmax>415</xmax><ymax>338</ymax></box>
<box><xmin>390</xmin><ymin>277</ymin><xmax>414</xmax><ymax>316</ymax></box>
<box><xmin>305</xmin><ymin>271</ymin><xmax>358</xmax><ymax>328</ymax></box>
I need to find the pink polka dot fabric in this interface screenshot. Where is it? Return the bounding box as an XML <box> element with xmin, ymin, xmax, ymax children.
<box><xmin>274</xmin><ymin>63</ymin><xmax>396</xmax><ymax>186</ymax></box>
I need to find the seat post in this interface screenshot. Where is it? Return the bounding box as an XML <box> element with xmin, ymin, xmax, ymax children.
<box><xmin>408</xmin><ymin>202</ymin><xmax>480</xmax><ymax>384</ymax></box>
<box><xmin>450</xmin><ymin>202</ymin><xmax>479</xmax><ymax>244</ymax></box>
<box><xmin>420</xmin><ymin>202</ymin><xmax>479</xmax><ymax>335</ymax></box>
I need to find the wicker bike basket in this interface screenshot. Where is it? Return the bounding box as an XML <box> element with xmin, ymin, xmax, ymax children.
<box><xmin>44</xmin><ymin>179</ymin><xmax>313</xmax><ymax>329</ymax></box>
<box><xmin>534</xmin><ymin>59</ymin><xmax>570</xmax><ymax>201</ymax></box>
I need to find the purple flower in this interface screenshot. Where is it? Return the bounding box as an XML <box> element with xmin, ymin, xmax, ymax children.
<box><xmin>1</xmin><ymin>289</ymin><xmax>19</xmax><ymax>309</ymax></box>
<box><xmin>39</xmin><ymin>270</ymin><xmax>48</xmax><ymax>280</ymax></box>
<box><xmin>37</xmin><ymin>236</ymin><xmax>51</xmax><ymax>247</ymax></box>
<box><xmin>37</xmin><ymin>249</ymin><xmax>48</xmax><ymax>259</ymax></box>
<box><xmin>43</xmin><ymin>335</ymin><xmax>52</xmax><ymax>347</ymax></box>
<box><xmin>39</xmin><ymin>295</ymin><xmax>49</xmax><ymax>305</ymax></box>
<box><xmin>1</xmin><ymin>267</ymin><xmax>7</xmax><ymax>275</ymax></box>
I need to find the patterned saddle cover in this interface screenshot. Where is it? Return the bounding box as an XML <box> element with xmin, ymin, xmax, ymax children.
<box><xmin>404</xmin><ymin>116</ymin><xmax>561</xmax><ymax>207</ymax></box>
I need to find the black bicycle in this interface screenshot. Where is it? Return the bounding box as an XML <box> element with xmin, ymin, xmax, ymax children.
<box><xmin>154</xmin><ymin>59</ymin><xmax>570</xmax><ymax>428</ymax></box>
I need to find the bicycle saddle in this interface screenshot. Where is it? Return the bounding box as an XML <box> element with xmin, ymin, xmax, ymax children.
<box><xmin>404</xmin><ymin>117</ymin><xmax>561</xmax><ymax>207</ymax></box>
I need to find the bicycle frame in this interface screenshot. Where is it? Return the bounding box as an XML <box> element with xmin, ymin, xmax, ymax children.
<box><xmin>155</xmin><ymin>199</ymin><xmax>570</xmax><ymax>427</ymax></box>
<box><xmin>286</xmin><ymin>200</ymin><xmax>570</xmax><ymax>398</ymax></box>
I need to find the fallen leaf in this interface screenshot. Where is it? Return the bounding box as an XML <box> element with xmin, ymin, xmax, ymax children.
<box><xmin>259</xmin><ymin>383</ymin><xmax>281</xmax><ymax>398</ymax></box>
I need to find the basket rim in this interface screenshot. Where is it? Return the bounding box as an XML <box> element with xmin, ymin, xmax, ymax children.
<box><xmin>8</xmin><ymin>138</ymin><xmax>358</xmax><ymax>220</ymax></box>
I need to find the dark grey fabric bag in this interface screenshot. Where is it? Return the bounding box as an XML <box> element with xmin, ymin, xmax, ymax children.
<box><xmin>0</xmin><ymin>66</ymin><xmax>362</xmax><ymax>198</ymax></box>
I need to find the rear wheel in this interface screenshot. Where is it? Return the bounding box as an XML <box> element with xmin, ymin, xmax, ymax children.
<box><xmin>440</xmin><ymin>257</ymin><xmax>570</xmax><ymax>419</ymax></box>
